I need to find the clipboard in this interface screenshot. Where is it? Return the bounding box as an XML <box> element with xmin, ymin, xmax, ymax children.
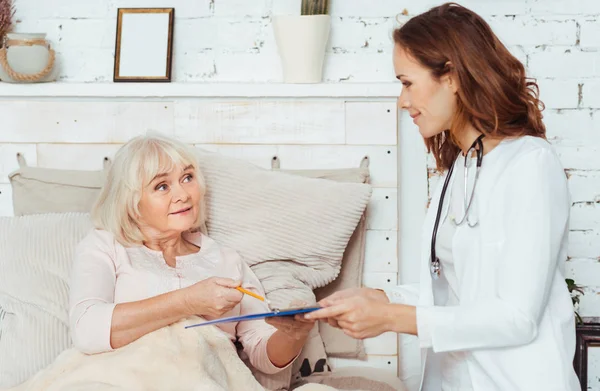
<box><xmin>185</xmin><ymin>306</ymin><xmax>320</xmax><ymax>329</ymax></box>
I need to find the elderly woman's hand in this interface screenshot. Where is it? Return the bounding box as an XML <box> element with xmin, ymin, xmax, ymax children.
<box><xmin>265</xmin><ymin>315</ymin><xmax>316</xmax><ymax>340</ymax></box>
<box><xmin>265</xmin><ymin>300</ymin><xmax>316</xmax><ymax>340</ymax></box>
<box><xmin>183</xmin><ymin>277</ymin><xmax>244</xmax><ymax>319</ymax></box>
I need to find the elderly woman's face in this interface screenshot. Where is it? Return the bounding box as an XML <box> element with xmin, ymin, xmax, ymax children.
<box><xmin>138</xmin><ymin>163</ymin><xmax>202</xmax><ymax>236</ymax></box>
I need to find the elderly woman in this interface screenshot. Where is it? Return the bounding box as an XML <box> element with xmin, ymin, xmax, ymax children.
<box><xmin>68</xmin><ymin>133</ymin><xmax>314</xmax><ymax>375</ymax></box>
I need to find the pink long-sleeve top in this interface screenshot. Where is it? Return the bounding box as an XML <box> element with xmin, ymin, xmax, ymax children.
<box><xmin>68</xmin><ymin>229</ymin><xmax>285</xmax><ymax>374</ymax></box>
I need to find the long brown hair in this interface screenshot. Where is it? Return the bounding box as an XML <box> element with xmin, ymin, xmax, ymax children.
<box><xmin>393</xmin><ymin>3</ymin><xmax>546</xmax><ymax>171</ymax></box>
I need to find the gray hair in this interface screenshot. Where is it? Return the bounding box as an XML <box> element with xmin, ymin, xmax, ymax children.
<box><xmin>91</xmin><ymin>133</ymin><xmax>206</xmax><ymax>246</ymax></box>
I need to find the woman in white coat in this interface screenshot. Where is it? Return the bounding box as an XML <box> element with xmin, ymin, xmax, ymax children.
<box><xmin>307</xmin><ymin>3</ymin><xmax>580</xmax><ymax>391</ymax></box>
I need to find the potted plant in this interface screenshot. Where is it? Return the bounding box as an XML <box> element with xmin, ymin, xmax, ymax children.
<box><xmin>566</xmin><ymin>278</ymin><xmax>585</xmax><ymax>325</ymax></box>
<box><xmin>272</xmin><ymin>0</ymin><xmax>330</xmax><ymax>83</ymax></box>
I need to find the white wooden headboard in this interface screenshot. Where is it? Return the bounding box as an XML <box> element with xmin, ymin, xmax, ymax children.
<box><xmin>0</xmin><ymin>83</ymin><xmax>427</xmax><ymax>387</ymax></box>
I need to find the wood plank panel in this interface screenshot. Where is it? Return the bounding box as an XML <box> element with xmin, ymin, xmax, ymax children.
<box><xmin>366</xmin><ymin>188</ymin><xmax>398</xmax><ymax>229</ymax></box>
<box><xmin>345</xmin><ymin>101</ymin><xmax>397</xmax><ymax>145</ymax></box>
<box><xmin>364</xmin><ymin>230</ymin><xmax>398</xmax><ymax>273</ymax></box>
<box><xmin>363</xmin><ymin>272</ymin><xmax>398</xmax><ymax>290</ymax></box>
<box><xmin>0</xmin><ymin>101</ymin><xmax>175</xmax><ymax>143</ymax></box>
<box><xmin>330</xmin><ymin>356</ymin><xmax>398</xmax><ymax>375</ymax></box>
<box><xmin>174</xmin><ymin>100</ymin><xmax>346</xmax><ymax>144</ymax></box>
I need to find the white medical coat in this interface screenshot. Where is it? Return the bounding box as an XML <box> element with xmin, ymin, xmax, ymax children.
<box><xmin>387</xmin><ymin>136</ymin><xmax>580</xmax><ymax>391</ymax></box>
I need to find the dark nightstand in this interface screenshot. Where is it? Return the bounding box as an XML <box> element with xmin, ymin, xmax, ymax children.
<box><xmin>574</xmin><ymin>317</ymin><xmax>600</xmax><ymax>391</ymax></box>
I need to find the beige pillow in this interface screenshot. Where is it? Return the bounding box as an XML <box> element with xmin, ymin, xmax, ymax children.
<box><xmin>196</xmin><ymin>149</ymin><xmax>371</xmax><ymax>282</ymax></box>
<box><xmin>195</xmin><ymin>150</ymin><xmax>371</xmax><ymax>389</ymax></box>
<box><xmin>8</xmin><ymin>155</ymin><xmax>106</xmax><ymax>216</ymax></box>
<box><xmin>272</xmin><ymin>156</ymin><xmax>369</xmax><ymax>359</ymax></box>
<box><xmin>0</xmin><ymin>213</ymin><xmax>94</xmax><ymax>388</ymax></box>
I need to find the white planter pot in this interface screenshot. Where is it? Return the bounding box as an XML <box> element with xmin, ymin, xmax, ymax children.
<box><xmin>0</xmin><ymin>33</ymin><xmax>59</xmax><ymax>83</ymax></box>
<box><xmin>272</xmin><ymin>15</ymin><xmax>330</xmax><ymax>84</ymax></box>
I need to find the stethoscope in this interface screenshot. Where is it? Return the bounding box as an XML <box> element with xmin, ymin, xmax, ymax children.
<box><xmin>430</xmin><ymin>134</ymin><xmax>485</xmax><ymax>280</ymax></box>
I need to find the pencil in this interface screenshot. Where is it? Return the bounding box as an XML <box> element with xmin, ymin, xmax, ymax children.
<box><xmin>236</xmin><ymin>286</ymin><xmax>265</xmax><ymax>302</ymax></box>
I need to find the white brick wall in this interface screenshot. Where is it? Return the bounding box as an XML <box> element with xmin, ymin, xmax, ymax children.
<box><xmin>2</xmin><ymin>0</ymin><xmax>600</xmax><ymax>390</ymax></box>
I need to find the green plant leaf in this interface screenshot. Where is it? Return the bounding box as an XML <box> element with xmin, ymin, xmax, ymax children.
<box><xmin>301</xmin><ymin>0</ymin><xmax>329</xmax><ymax>15</ymax></box>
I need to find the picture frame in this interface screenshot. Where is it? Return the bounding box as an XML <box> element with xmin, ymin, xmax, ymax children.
<box><xmin>113</xmin><ymin>8</ymin><xmax>175</xmax><ymax>82</ymax></box>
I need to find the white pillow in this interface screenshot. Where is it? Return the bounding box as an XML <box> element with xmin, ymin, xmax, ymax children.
<box><xmin>0</xmin><ymin>213</ymin><xmax>93</xmax><ymax>388</ymax></box>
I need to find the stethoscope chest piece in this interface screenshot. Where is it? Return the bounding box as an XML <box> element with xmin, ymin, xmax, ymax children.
<box><xmin>430</xmin><ymin>258</ymin><xmax>441</xmax><ymax>280</ymax></box>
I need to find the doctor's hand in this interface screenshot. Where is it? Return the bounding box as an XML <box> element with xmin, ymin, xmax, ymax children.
<box><xmin>305</xmin><ymin>294</ymin><xmax>414</xmax><ymax>340</ymax></box>
<box><xmin>320</xmin><ymin>287</ymin><xmax>389</xmax><ymax>305</ymax></box>
<box><xmin>315</xmin><ymin>288</ymin><xmax>389</xmax><ymax>330</ymax></box>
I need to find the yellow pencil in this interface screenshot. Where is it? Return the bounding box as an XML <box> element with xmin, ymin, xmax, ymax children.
<box><xmin>236</xmin><ymin>286</ymin><xmax>265</xmax><ymax>302</ymax></box>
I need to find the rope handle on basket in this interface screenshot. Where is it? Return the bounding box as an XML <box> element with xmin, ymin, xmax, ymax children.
<box><xmin>0</xmin><ymin>38</ymin><xmax>55</xmax><ymax>82</ymax></box>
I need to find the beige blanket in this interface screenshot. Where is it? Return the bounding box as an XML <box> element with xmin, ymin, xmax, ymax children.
<box><xmin>6</xmin><ymin>318</ymin><xmax>335</xmax><ymax>391</ymax></box>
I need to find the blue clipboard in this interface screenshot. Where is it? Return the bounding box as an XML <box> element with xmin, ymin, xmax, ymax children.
<box><xmin>185</xmin><ymin>306</ymin><xmax>321</xmax><ymax>329</ymax></box>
